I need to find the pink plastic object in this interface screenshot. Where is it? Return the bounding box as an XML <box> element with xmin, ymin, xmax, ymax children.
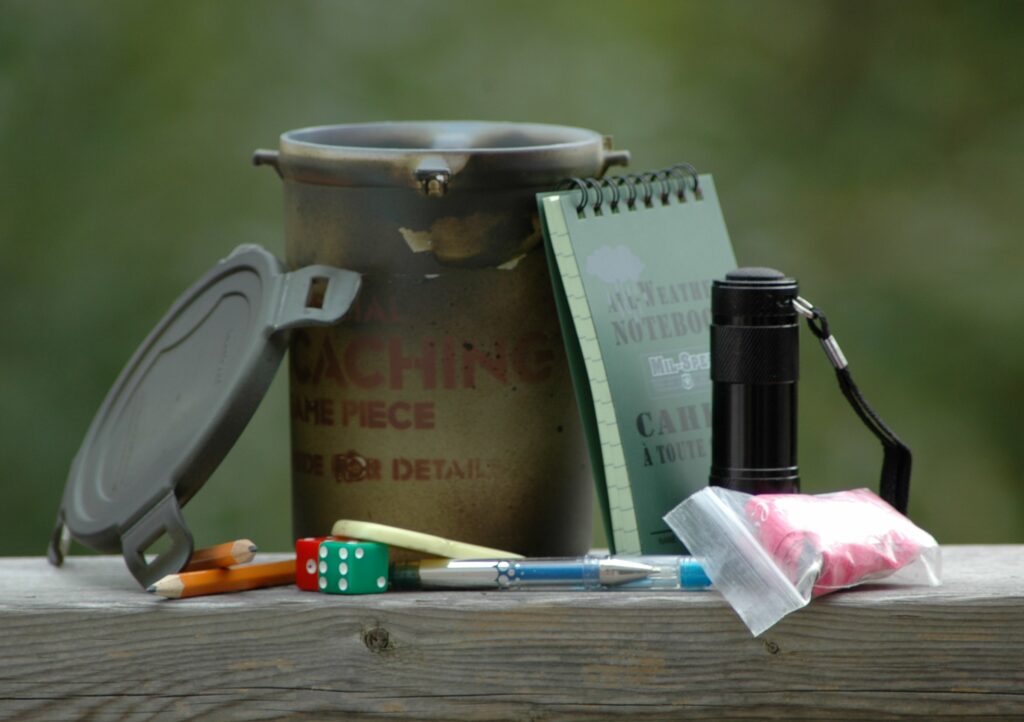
<box><xmin>747</xmin><ymin>489</ymin><xmax>926</xmax><ymax>597</ymax></box>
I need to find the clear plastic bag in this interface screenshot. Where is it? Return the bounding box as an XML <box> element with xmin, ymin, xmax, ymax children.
<box><xmin>664</xmin><ymin>487</ymin><xmax>941</xmax><ymax>636</ymax></box>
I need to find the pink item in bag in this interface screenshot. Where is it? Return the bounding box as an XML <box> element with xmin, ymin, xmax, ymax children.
<box><xmin>665</xmin><ymin>486</ymin><xmax>941</xmax><ymax>636</ymax></box>
<box><xmin>747</xmin><ymin>489</ymin><xmax>930</xmax><ymax>597</ymax></box>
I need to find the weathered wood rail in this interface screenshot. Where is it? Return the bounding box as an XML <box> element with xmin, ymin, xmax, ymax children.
<box><xmin>0</xmin><ymin>545</ymin><xmax>1021</xmax><ymax>720</ymax></box>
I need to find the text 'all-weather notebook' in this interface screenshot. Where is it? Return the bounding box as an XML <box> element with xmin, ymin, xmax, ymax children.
<box><xmin>538</xmin><ymin>168</ymin><xmax>737</xmax><ymax>554</ymax></box>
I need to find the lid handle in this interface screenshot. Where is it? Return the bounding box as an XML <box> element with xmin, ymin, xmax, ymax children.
<box><xmin>270</xmin><ymin>264</ymin><xmax>362</xmax><ymax>333</ymax></box>
<box><xmin>599</xmin><ymin>135</ymin><xmax>630</xmax><ymax>175</ymax></box>
<box><xmin>252</xmin><ymin>149</ymin><xmax>282</xmax><ymax>179</ymax></box>
<box><xmin>121</xmin><ymin>493</ymin><xmax>194</xmax><ymax>589</ymax></box>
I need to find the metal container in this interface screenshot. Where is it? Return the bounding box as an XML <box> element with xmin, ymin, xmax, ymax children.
<box><xmin>255</xmin><ymin>121</ymin><xmax>628</xmax><ymax>557</ymax></box>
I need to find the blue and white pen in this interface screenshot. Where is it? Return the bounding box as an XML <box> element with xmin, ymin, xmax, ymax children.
<box><xmin>389</xmin><ymin>555</ymin><xmax>711</xmax><ymax>591</ymax></box>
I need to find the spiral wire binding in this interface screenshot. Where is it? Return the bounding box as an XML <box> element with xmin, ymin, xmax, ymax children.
<box><xmin>560</xmin><ymin>163</ymin><xmax>702</xmax><ymax>217</ymax></box>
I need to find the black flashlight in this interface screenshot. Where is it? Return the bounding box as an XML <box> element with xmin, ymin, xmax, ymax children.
<box><xmin>709</xmin><ymin>267</ymin><xmax>800</xmax><ymax>494</ymax></box>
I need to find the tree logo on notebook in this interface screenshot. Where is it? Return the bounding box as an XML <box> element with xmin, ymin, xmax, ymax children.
<box><xmin>583</xmin><ymin>245</ymin><xmax>645</xmax><ymax>284</ymax></box>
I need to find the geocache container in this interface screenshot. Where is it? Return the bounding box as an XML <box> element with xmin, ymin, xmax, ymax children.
<box><xmin>254</xmin><ymin>121</ymin><xmax>629</xmax><ymax>557</ymax></box>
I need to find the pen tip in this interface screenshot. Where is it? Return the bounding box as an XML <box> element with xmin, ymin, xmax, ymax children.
<box><xmin>598</xmin><ymin>559</ymin><xmax>658</xmax><ymax>585</ymax></box>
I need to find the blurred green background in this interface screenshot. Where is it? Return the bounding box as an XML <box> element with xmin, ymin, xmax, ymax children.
<box><xmin>2</xmin><ymin>0</ymin><xmax>1022</xmax><ymax>556</ymax></box>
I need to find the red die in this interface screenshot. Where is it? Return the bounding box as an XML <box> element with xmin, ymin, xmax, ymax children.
<box><xmin>295</xmin><ymin>537</ymin><xmax>332</xmax><ymax>591</ymax></box>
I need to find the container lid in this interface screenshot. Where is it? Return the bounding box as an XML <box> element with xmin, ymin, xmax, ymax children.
<box><xmin>48</xmin><ymin>245</ymin><xmax>360</xmax><ymax>588</ymax></box>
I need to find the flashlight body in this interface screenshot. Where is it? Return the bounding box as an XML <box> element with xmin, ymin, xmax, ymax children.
<box><xmin>709</xmin><ymin>268</ymin><xmax>800</xmax><ymax>494</ymax></box>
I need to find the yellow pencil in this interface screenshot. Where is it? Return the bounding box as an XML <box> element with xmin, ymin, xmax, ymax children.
<box><xmin>148</xmin><ymin>559</ymin><xmax>295</xmax><ymax>599</ymax></box>
<box><xmin>182</xmin><ymin>539</ymin><xmax>258</xmax><ymax>572</ymax></box>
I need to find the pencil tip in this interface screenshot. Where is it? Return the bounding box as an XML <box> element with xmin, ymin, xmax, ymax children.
<box><xmin>146</xmin><ymin>585</ymin><xmax>156</xmax><ymax>593</ymax></box>
<box><xmin>249</xmin><ymin>545</ymin><xmax>258</xmax><ymax>552</ymax></box>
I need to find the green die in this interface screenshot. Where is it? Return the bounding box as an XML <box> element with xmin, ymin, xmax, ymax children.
<box><xmin>317</xmin><ymin>540</ymin><xmax>389</xmax><ymax>594</ymax></box>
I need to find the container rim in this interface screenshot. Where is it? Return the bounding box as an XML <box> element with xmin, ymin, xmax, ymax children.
<box><xmin>279</xmin><ymin>120</ymin><xmax>606</xmax><ymax>156</ymax></box>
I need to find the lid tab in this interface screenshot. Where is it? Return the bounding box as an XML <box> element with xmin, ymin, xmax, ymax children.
<box><xmin>120</xmin><ymin>492</ymin><xmax>193</xmax><ymax>588</ymax></box>
<box><xmin>270</xmin><ymin>262</ymin><xmax>361</xmax><ymax>332</ymax></box>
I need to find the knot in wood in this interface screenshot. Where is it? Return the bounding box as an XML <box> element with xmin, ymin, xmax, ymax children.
<box><xmin>363</xmin><ymin>625</ymin><xmax>391</xmax><ymax>653</ymax></box>
<box><xmin>763</xmin><ymin>639</ymin><xmax>781</xmax><ymax>655</ymax></box>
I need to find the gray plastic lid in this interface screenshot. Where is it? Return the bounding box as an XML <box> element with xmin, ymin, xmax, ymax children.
<box><xmin>48</xmin><ymin>245</ymin><xmax>360</xmax><ymax>588</ymax></box>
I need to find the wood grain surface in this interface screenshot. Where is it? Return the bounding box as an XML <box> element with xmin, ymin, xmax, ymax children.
<box><xmin>0</xmin><ymin>545</ymin><xmax>1021</xmax><ymax>721</ymax></box>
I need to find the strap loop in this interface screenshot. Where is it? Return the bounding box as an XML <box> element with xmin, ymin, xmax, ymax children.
<box><xmin>793</xmin><ymin>297</ymin><xmax>912</xmax><ymax>515</ymax></box>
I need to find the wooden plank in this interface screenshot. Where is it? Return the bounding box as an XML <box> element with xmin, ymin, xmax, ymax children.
<box><xmin>0</xmin><ymin>545</ymin><xmax>1021</xmax><ymax>720</ymax></box>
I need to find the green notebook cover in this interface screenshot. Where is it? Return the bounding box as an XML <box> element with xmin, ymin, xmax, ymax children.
<box><xmin>538</xmin><ymin>176</ymin><xmax>736</xmax><ymax>554</ymax></box>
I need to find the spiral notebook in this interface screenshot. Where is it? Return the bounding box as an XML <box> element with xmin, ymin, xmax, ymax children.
<box><xmin>537</xmin><ymin>167</ymin><xmax>736</xmax><ymax>554</ymax></box>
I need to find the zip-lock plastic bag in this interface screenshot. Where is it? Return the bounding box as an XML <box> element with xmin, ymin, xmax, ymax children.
<box><xmin>664</xmin><ymin>487</ymin><xmax>941</xmax><ymax>636</ymax></box>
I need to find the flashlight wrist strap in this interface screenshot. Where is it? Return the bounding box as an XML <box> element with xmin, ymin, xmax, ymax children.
<box><xmin>795</xmin><ymin>298</ymin><xmax>912</xmax><ymax>515</ymax></box>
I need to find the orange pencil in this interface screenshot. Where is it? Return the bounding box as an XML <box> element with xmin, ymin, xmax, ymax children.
<box><xmin>148</xmin><ymin>559</ymin><xmax>296</xmax><ymax>599</ymax></box>
<box><xmin>182</xmin><ymin>539</ymin><xmax>258</xmax><ymax>572</ymax></box>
